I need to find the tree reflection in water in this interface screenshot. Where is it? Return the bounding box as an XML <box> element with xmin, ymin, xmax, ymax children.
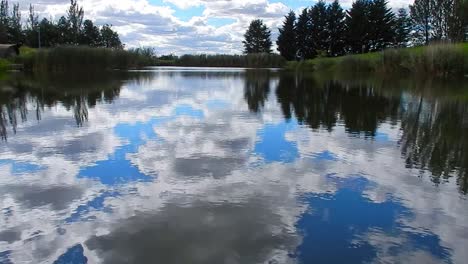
<box><xmin>273</xmin><ymin>72</ymin><xmax>468</xmax><ymax>193</ymax></box>
<box><xmin>0</xmin><ymin>72</ymin><xmax>151</xmax><ymax>140</ymax></box>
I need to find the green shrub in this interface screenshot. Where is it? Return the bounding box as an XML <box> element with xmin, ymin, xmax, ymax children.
<box><xmin>337</xmin><ymin>55</ymin><xmax>375</xmax><ymax>73</ymax></box>
<box><xmin>379</xmin><ymin>48</ymin><xmax>410</xmax><ymax>74</ymax></box>
<box><xmin>0</xmin><ymin>59</ymin><xmax>10</xmax><ymax>73</ymax></box>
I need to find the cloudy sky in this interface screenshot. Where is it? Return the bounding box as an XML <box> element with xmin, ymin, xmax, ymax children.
<box><xmin>17</xmin><ymin>0</ymin><xmax>411</xmax><ymax>54</ymax></box>
<box><xmin>21</xmin><ymin>1</ymin><xmax>410</xmax><ymax>55</ymax></box>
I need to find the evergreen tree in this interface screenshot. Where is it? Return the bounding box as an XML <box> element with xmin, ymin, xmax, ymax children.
<box><xmin>296</xmin><ymin>8</ymin><xmax>314</xmax><ymax>59</ymax></box>
<box><xmin>277</xmin><ymin>11</ymin><xmax>297</xmax><ymax>60</ymax></box>
<box><xmin>394</xmin><ymin>8</ymin><xmax>411</xmax><ymax>47</ymax></box>
<box><xmin>57</xmin><ymin>16</ymin><xmax>70</xmax><ymax>44</ymax></box>
<box><xmin>243</xmin><ymin>19</ymin><xmax>272</xmax><ymax>54</ymax></box>
<box><xmin>80</xmin><ymin>20</ymin><xmax>101</xmax><ymax>46</ymax></box>
<box><xmin>39</xmin><ymin>18</ymin><xmax>59</xmax><ymax>47</ymax></box>
<box><xmin>310</xmin><ymin>1</ymin><xmax>329</xmax><ymax>55</ymax></box>
<box><xmin>346</xmin><ymin>0</ymin><xmax>372</xmax><ymax>53</ymax></box>
<box><xmin>100</xmin><ymin>24</ymin><xmax>123</xmax><ymax>49</ymax></box>
<box><xmin>326</xmin><ymin>0</ymin><xmax>346</xmax><ymax>56</ymax></box>
<box><xmin>368</xmin><ymin>0</ymin><xmax>395</xmax><ymax>51</ymax></box>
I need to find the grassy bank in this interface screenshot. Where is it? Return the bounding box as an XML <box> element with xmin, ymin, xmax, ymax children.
<box><xmin>287</xmin><ymin>43</ymin><xmax>468</xmax><ymax>78</ymax></box>
<box><xmin>18</xmin><ymin>46</ymin><xmax>157</xmax><ymax>73</ymax></box>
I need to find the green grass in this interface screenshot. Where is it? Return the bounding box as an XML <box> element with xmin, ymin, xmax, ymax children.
<box><xmin>0</xmin><ymin>58</ymin><xmax>10</xmax><ymax>73</ymax></box>
<box><xmin>288</xmin><ymin>43</ymin><xmax>468</xmax><ymax>78</ymax></box>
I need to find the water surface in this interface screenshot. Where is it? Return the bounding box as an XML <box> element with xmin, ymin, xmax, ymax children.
<box><xmin>0</xmin><ymin>68</ymin><xmax>467</xmax><ymax>264</ymax></box>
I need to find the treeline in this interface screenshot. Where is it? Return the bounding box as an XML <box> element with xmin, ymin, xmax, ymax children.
<box><xmin>244</xmin><ymin>0</ymin><xmax>468</xmax><ymax>61</ymax></box>
<box><xmin>174</xmin><ymin>54</ymin><xmax>285</xmax><ymax>68</ymax></box>
<box><xmin>0</xmin><ymin>0</ymin><xmax>122</xmax><ymax>49</ymax></box>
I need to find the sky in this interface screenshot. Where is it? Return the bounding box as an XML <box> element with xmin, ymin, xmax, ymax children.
<box><xmin>19</xmin><ymin>0</ymin><xmax>411</xmax><ymax>54</ymax></box>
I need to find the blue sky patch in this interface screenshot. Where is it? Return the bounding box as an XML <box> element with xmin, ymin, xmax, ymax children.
<box><xmin>296</xmin><ymin>176</ymin><xmax>452</xmax><ymax>264</ymax></box>
<box><xmin>65</xmin><ymin>191</ymin><xmax>119</xmax><ymax>223</ymax></box>
<box><xmin>312</xmin><ymin>150</ymin><xmax>338</xmax><ymax>162</ymax></box>
<box><xmin>374</xmin><ymin>132</ymin><xmax>391</xmax><ymax>142</ymax></box>
<box><xmin>174</xmin><ymin>105</ymin><xmax>204</xmax><ymax>119</ymax></box>
<box><xmin>0</xmin><ymin>159</ymin><xmax>43</xmax><ymax>175</ymax></box>
<box><xmin>206</xmin><ymin>99</ymin><xmax>230</xmax><ymax>110</ymax></box>
<box><xmin>207</xmin><ymin>18</ymin><xmax>237</xmax><ymax>27</ymax></box>
<box><xmin>254</xmin><ymin>120</ymin><xmax>299</xmax><ymax>163</ymax></box>
<box><xmin>53</xmin><ymin>244</ymin><xmax>88</xmax><ymax>264</ymax></box>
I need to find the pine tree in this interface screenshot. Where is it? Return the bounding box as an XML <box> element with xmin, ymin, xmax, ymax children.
<box><xmin>410</xmin><ymin>0</ymin><xmax>432</xmax><ymax>44</ymax></box>
<box><xmin>296</xmin><ymin>8</ymin><xmax>315</xmax><ymax>59</ymax></box>
<box><xmin>277</xmin><ymin>11</ymin><xmax>297</xmax><ymax>60</ymax></box>
<box><xmin>346</xmin><ymin>0</ymin><xmax>372</xmax><ymax>53</ymax></box>
<box><xmin>80</xmin><ymin>20</ymin><xmax>101</xmax><ymax>46</ymax></box>
<box><xmin>243</xmin><ymin>19</ymin><xmax>272</xmax><ymax>54</ymax></box>
<box><xmin>57</xmin><ymin>16</ymin><xmax>70</xmax><ymax>44</ymax></box>
<box><xmin>394</xmin><ymin>8</ymin><xmax>411</xmax><ymax>47</ymax></box>
<box><xmin>326</xmin><ymin>0</ymin><xmax>346</xmax><ymax>56</ymax></box>
<box><xmin>368</xmin><ymin>0</ymin><xmax>396</xmax><ymax>51</ymax></box>
<box><xmin>39</xmin><ymin>18</ymin><xmax>59</xmax><ymax>47</ymax></box>
<box><xmin>310</xmin><ymin>1</ymin><xmax>329</xmax><ymax>55</ymax></box>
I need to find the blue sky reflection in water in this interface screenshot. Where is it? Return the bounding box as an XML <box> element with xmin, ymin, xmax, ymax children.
<box><xmin>0</xmin><ymin>68</ymin><xmax>467</xmax><ymax>264</ymax></box>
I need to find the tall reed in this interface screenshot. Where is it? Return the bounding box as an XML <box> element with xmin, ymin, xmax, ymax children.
<box><xmin>288</xmin><ymin>43</ymin><xmax>468</xmax><ymax>78</ymax></box>
<box><xmin>19</xmin><ymin>46</ymin><xmax>156</xmax><ymax>73</ymax></box>
<box><xmin>405</xmin><ymin>43</ymin><xmax>466</xmax><ymax>77</ymax></box>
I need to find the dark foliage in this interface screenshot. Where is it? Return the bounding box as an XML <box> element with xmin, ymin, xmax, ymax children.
<box><xmin>243</xmin><ymin>19</ymin><xmax>272</xmax><ymax>54</ymax></box>
<box><xmin>326</xmin><ymin>0</ymin><xmax>347</xmax><ymax>56</ymax></box>
<box><xmin>0</xmin><ymin>0</ymin><xmax>123</xmax><ymax>49</ymax></box>
<box><xmin>345</xmin><ymin>0</ymin><xmax>372</xmax><ymax>54</ymax></box>
<box><xmin>310</xmin><ymin>1</ymin><xmax>329</xmax><ymax>55</ymax></box>
<box><xmin>394</xmin><ymin>8</ymin><xmax>411</xmax><ymax>47</ymax></box>
<box><xmin>277</xmin><ymin>11</ymin><xmax>297</xmax><ymax>60</ymax></box>
<box><xmin>296</xmin><ymin>8</ymin><xmax>315</xmax><ymax>59</ymax></box>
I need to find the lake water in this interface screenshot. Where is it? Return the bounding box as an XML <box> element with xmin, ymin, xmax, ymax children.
<box><xmin>0</xmin><ymin>68</ymin><xmax>467</xmax><ymax>264</ymax></box>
